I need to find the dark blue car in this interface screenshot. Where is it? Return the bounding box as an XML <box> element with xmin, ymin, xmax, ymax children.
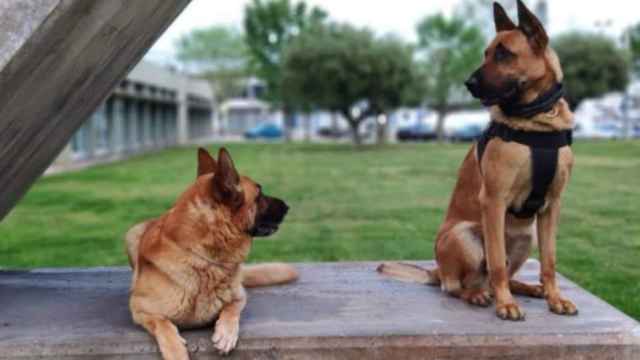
<box><xmin>244</xmin><ymin>123</ymin><xmax>283</xmax><ymax>140</ymax></box>
<box><xmin>396</xmin><ymin>123</ymin><xmax>437</xmax><ymax>141</ymax></box>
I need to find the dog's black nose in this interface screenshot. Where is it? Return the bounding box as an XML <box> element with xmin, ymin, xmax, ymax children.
<box><xmin>465</xmin><ymin>76</ymin><xmax>479</xmax><ymax>92</ymax></box>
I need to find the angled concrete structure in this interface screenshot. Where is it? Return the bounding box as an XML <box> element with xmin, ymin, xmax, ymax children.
<box><xmin>0</xmin><ymin>0</ymin><xmax>191</xmax><ymax>220</ymax></box>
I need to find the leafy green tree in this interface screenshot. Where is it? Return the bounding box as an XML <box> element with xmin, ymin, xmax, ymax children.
<box><xmin>175</xmin><ymin>26</ymin><xmax>248</xmax><ymax>101</ymax></box>
<box><xmin>627</xmin><ymin>23</ymin><xmax>640</xmax><ymax>75</ymax></box>
<box><xmin>415</xmin><ymin>14</ymin><xmax>485</xmax><ymax>140</ymax></box>
<box><xmin>554</xmin><ymin>32</ymin><xmax>630</xmax><ymax>109</ymax></box>
<box><xmin>243</xmin><ymin>0</ymin><xmax>327</xmax><ymax>104</ymax></box>
<box><xmin>282</xmin><ymin>24</ymin><xmax>425</xmax><ymax>145</ymax></box>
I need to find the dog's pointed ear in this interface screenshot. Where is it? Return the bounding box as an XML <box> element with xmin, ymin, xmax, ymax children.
<box><xmin>517</xmin><ymin>0</ymin><xmax>548</xmax><ymax>53</ymax></box>
<box><xmin>494</xmin><ymin>2</ymin><xmax>516</xmax><ymax>32</ymax></box>
<box><xmin>212</xmin><ymin>148</ymin><xmax>243</xmax><ymax>210</ymax></box>
<box><xmin>197</xmin><ymin>148</ymin><xmax>217</xmax><ymax>177</ymax></box>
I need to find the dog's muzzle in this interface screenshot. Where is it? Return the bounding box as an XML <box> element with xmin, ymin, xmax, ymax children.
<box><xmin>250</xmin><ymin>197</ymin><xmax>289</xmax><ymax>237</ymax></box>
<box><xmin>465</xmin><ymin>69</ymin><xmax>520</xmax><ymax>107</ymax></box>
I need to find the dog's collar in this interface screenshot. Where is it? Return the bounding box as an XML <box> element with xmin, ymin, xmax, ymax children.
<box><xmin>499</xmin><ymin>83</ymin><xmax>565</xmax><ymax>119</ymax></box>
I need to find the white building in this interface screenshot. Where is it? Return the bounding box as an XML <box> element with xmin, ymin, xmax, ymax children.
<box><xmin>51</xmin><ymin>61</ymin><xmax>215</xmax><ymax>171</ymax></box>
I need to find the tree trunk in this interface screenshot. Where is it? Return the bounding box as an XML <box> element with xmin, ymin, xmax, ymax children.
<box><xmin>435</xmin><ymin>108</ymin><xmax>447</xmax><ymax>142</ymax></box>
<box><xmin>376</xmin><ymin>114</ymin><xmax>388</xmax><ymax>145</ymax></box>
<box><xmin>331</xmin><ymin>112</ymin><xmax>339</xmax><ymax>133</ymax></box>
<box><xmin>304</xmin><ymin>113</ymin><xmax>311</xmax><ymax>142</ymax></box>
<box><xmin>283</xmin><ymin>107</ymin><xmax>293</xmax><ymax>142</ymax></box>
<box><xmin>348</xmin><ymin>120</ymin><xmax>362</xmax><ymax>146</ymax></box>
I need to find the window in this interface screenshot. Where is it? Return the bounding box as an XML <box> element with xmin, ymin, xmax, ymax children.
<box><xmin>93</xmin><ymin>104</ymin><xmax>109</xmax><ymax>155</ymax></box>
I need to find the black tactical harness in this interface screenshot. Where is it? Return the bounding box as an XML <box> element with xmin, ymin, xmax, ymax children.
<box><xmin>477</xmin><ymin>84</ymin><xmax>572</xmax><ymax>219</ymax></box>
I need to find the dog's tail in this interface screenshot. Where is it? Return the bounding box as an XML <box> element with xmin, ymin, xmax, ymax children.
<box><xmin>125</xmin><ymin>220</ymin><xmax>155</xmax><ymax>269</ymax></box>
<box><xmin>376</xmin><ymin>262</ymin><xmax>441</xmax><ymax>285</ymax></box>
<box><xmin>241</xmin><ymin>263</ymin><xmax>299</xmax><ymax>288</ymax></box>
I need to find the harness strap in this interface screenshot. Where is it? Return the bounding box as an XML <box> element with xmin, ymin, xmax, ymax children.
<box><xmin>477</xmin><ymin>122</ymin><xmax>572</xmax><ymax>219</ymax></box>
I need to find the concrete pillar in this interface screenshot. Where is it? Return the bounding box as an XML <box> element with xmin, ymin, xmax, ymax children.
<box><xmin>91</xmin><ymin>103</ymin><xmax>109</xmax><ymax>156</ymax></box>
<box><xmin>143</xmin><ymin>101</ymin><xmax>153</xmax><ymax>148</ymax></box>
<box><xmin>128</xmin><ymin>99</ymin><xmax>139</xmax><ymax>152</ymax></box>
<box><xmin>85</xmin><ymin>114</ymin><xmax>96</xmax><ymax>159</ymax></box>
<box><xmin>152</xmin><ymin>104</ymin><xmax>163</xmax><ymax>147</ymax></box>
<box><xmin>177</xmin><ymin>78</ymin><xmax>189</xmax><ymax>145</ymax></box>
<box><xmin>171</xmin><ymin>105</ymin><xmax>179</xmax><ymax>145</ymax></box>
<box><xmin>111</xmin><ymin>97</ymin><xmax>125</xmax><ymax>153</ymax></box>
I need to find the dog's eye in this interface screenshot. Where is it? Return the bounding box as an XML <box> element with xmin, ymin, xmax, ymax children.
<box><xmin>494</xmin><ymin>44</ymin><xmax>514</xmax><ymax>62</ymax></box>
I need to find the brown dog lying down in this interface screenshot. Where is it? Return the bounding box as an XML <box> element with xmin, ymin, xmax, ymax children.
<box><xmin>379</xmin><ymin>1</ymin><xmax>577</xmax><ymax>321</ymax></box>
<box><xmin>126</xmin><ymin>147</ymin><xmax>298</xmax><ymax>359</ymax></box>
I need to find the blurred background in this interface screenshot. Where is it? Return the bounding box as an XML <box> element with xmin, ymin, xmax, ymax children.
<box><xmin>0</xmin><ymin>0</ymin><xmax>638</xmax><ymax>319</ymax></box>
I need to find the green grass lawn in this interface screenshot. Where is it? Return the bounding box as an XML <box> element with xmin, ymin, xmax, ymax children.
<box><xmin>1</xmin><ymin>141</ymin><xmax>638</xmax><ymax>319</ymax></box>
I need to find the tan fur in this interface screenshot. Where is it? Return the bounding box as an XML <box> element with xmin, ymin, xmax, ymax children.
<box><xmin>242</xmin><ymin>263</ymin><xmax>299</xmax><ymax>288</ymax></box>
<box><xmin>377</xmin><ymin>262</ymin><xmax>440</xmax><ymax>285</ymax></box>
<box><xmin>379</xmin><ymin>1</ymin><xmax>578</xmax><ymax>321</ymax></box>
<box><xmin>127</xmin><ymin>148</ymin><xmax>297</xmax><ymax>358</ymax></box>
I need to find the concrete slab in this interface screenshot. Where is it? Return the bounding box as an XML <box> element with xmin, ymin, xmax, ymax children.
<box><xmin>0</xmin><ymin>260</ymin><xmax>638</xmax><ymax>359</ymax></box>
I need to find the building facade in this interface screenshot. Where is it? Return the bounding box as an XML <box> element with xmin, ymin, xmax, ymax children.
<box><xmin>51</xmin><ymin>61</ymin><xmax>215</xmax><ymax>171</ymax></box>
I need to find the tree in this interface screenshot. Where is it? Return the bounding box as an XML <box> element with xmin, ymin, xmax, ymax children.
<box><xmin>175</xmin><ymin>26</ymin><xmax>248</xmax><ymax>101</ymax></box>
<box><xmin>626</xmin><ymin>23</ymin><xmax>640</xmax><ymax>76</ymax></box>
<box><xmin>282</xmin><ymin>23</ymin><xmax>425</xmax><ymax>146</ymax></box>
<box><xmin>244</xmin><ymin>0</ymin><xmax>327</xmax><ymax>139</ymax></box>
<box><xmin>415</xmin><ymin>14</ymin><xmax>485</xmax><ymax>140</ymax></box>
<box><xmin>553</xmin><ymin>32</ymin><xmax>630</xmax><ymax>109</ymax></box>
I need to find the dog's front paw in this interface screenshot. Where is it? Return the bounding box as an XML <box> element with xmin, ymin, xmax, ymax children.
<box><xmin>212</xmin><ymin>319</ymin><xmax>239</xmax><ymax>355</ymax></box>
<box><xmin>547</xmin><ymin>296</ymin><xmax>578</xmax><ymax>316</ymax></box>
<box><xmin>496</xmin><ymin>302</ymin><xmax>525</xmax><ymax>321</ymax></box>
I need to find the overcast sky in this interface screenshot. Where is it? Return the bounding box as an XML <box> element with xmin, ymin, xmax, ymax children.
<box><xmin>146</xmin><ymin>0</ymin><xmax>638</xmax><ymax>64</ymax></box>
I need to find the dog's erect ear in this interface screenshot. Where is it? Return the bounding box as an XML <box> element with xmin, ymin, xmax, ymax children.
<box><xmin>197</xmin><ymin>148</ymin><xmax>217</xmax><ymax>177</ymax></box>
<box><xmin>494</xmin><ymin>2</ymin><xmax>516</xmax><ymax>32</ymax></box>
<box><xmin>212</xmin><ymin>148</ymin><xmax>243</xmax><ymax>210</ymax></box>
<box><xmin>517</xmin><ymin>0</ymin><xmax>548</xmax><ymax>53</ymax></box>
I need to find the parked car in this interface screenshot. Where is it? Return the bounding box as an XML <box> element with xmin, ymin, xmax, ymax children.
<box><xmin>317</xmin><ymin>126</ymin><xmax>348</xmax><ymax>138</ymax></box>
<box><xmin>396</xmin><ymin>123</ymin><xmax>437</xmax><ymax>141</ymax></box>
<box><xmin>574</xmin><ymin>120</ymin><xmax>623</xmax><ymax>139</ymax></box>
<box><xmin>244</xmin><ymin>123</ymin><xmax>283</xmax><ymax>140</ymax></box>
<box><xmin>449</xmin><ymin>123</ymin><xmax>484</xmax><ymax>142</ymax></box>
<box><xmin>593</xmin><ymin>121</ymin><xmax>624</xmax><ymax>139</ymax></box>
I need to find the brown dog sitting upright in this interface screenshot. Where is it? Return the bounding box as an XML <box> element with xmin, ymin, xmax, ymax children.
<box><xmin>379</xmin><ymin>0</ymin><xmax>577</xmax><ymax>321</ymax></box>
<box><xmin>126</xmin><ymin>147</ymin><xmax>298</xmax><ymax>358</ymax></box>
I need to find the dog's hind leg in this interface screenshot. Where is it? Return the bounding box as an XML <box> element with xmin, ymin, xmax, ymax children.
<box><xmin>438</xmin><ymin>222</ymin><xmax>492</xmax><ymax>307</ymax></box>
<box><xmin>133</xmin><ymin>313</ymin><xmax>189</xmax><ymax>360</ymax></box>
